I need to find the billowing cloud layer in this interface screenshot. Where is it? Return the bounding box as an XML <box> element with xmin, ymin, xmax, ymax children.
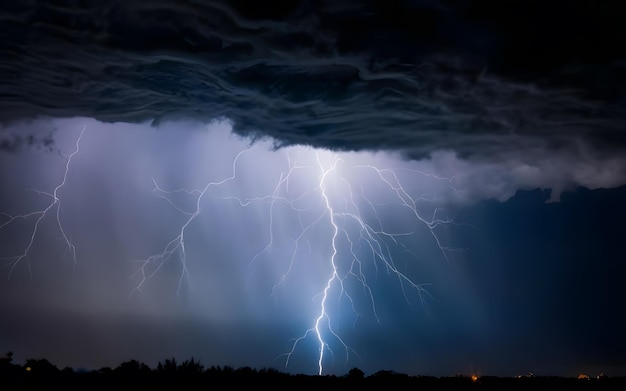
<box><xmin>1</xmin><ymin>0</ymin><xmax>625</xmax><ymax>199</ymax></box>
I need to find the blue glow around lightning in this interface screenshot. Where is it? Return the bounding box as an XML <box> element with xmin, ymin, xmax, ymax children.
<box><xmin>0</xmin><ymin>125</ymin><xmax>86</xmax><ymax>279</ymax></box>
<box><xmin>135</xmin><ymin>129</ymin><xmax>465</xmax><ymax>376</ymax></box>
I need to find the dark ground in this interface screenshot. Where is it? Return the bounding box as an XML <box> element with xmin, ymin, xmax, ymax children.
<box><xmin>2</xmin><ymin>357</ymin><xmax>625</xmax><ymax>389</ymax></box>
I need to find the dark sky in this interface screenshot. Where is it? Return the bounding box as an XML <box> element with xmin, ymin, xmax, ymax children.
<box><xmin>1</xmin><ymin>0</ymin><xmax>625</xmax><ymax>378</ymax></box>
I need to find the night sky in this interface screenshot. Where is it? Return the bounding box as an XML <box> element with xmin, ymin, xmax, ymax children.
<box><xmin>1</xmin><ymin>0</ymin><xmax>625</xmax><ymax>378</ymax></box>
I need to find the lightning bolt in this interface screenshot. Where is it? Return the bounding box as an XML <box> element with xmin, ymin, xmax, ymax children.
<box><xmin>129</xmin><ymin>146</ymin><xmax>254</xmax><ymax>296</ymax></box>
<box><xmin>140</xmin><ymin>142</ymin><xmax>467</xmax><ymax>376</ymax></box>
<box><xmin>0</xmin><ymin>125</ymin><xmax>86</xmax><ymax>280</ymax></box>
<box><xmin>277</xmin><ymin>150</ymin><xmax>463</xmax><ymax>375</ymax></box>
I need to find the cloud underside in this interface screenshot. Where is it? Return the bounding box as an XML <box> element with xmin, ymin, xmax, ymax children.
<box><xmin>1</xmin><ymin>1</ymin><xmax>625</xmax><ymax>199</ymax></box>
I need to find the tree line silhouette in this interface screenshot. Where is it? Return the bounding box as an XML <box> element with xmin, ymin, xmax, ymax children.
<box><xmin>1</xmin><ymin>351</ymin><xmax>624</xmax><ymax>388</ymax></box>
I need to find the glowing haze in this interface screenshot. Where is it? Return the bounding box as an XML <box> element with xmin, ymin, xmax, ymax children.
<box><xmin>0</xmin><ymin>117</ymin><xmax>474</xmax><ymax>375</ymax></box>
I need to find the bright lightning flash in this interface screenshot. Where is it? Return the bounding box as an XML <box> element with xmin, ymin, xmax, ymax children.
<box><xmin>136</xmin><ymin>138</ymin><xmax>467</xmax><ymax>376</ymax></box>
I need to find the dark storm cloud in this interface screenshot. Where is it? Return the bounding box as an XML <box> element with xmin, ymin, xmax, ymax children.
<box><xmin>1</xmin><ymin>0</ymin><xmax>625</xmax><ymax>161</ymax></box>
